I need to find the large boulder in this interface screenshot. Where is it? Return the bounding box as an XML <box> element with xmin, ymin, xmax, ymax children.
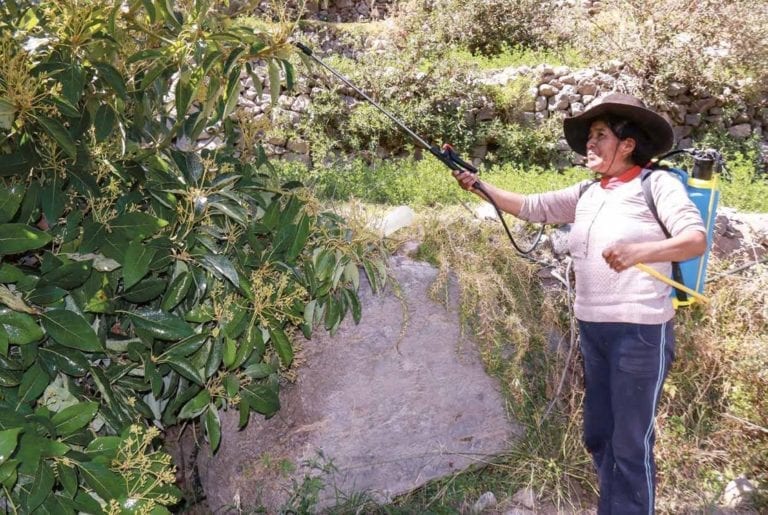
<box><xmin>195</xmin><ymin>257</ymin><xmax>520</xmax><ymax>512</ymax></box>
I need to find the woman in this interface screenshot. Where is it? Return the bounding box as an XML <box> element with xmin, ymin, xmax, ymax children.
<box><xmin>454</xmin><ymin>93</ymin><xmax>706</xmax><ymax>514</ymax></box>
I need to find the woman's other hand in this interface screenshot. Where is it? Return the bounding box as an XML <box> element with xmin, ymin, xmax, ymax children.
<box><xmin>602</xmin><ymin>242</ymin><xmax>644</xmax><ymax>272</ymax></box>
<box><xmin>453</xmin><ymin>169</ymin><xmax>477</xmax><ymax>191</ymax></box>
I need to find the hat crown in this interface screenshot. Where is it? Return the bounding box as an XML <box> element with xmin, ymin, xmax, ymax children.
<box><xmin>591</xmin><ymin>92</ymin><xmax>647</xmax><ymax>111</ymax></box>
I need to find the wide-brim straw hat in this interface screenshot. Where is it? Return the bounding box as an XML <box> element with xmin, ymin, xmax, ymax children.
<box><xmin>563</xmin><ymin>93</ymin><xmax>674</xmax><ymax>157</ymax></box>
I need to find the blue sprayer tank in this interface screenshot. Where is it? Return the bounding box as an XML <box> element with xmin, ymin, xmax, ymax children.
<box><xmin>665</xmin><ymin>151</ymin><xmax>721</xmax><ymax>307</ymax></box>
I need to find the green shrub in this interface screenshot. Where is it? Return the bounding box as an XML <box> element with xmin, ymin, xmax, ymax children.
<box><xmin>0</xmin><ymin>1</ymin><xmax>383</xmax><ymax>512</ymax></box>
<box><xmin>564</xmin><ymin>0</ymin><xmax>768</xmax><ymax>100</ymax></box>
<box><xmin>398</xmin><ymin>0</ymin><xmax>554</xmax><ymax>57</ymax></box>
<box><xmin>299</xmin><ymin>49</ymin><xmax>481</xmax><ymax>160</ymax></box>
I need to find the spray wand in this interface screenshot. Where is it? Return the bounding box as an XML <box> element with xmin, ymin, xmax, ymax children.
<box><xmin>293</xmin><ymin>42</ymin><xmax>543</xmax><ymax>254</ymax></box>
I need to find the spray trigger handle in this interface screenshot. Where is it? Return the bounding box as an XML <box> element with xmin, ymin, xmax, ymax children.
<box><xmin>440</xmin><ymin>144</ymin><xmax>478</xmax><ymax>174</ymax></box>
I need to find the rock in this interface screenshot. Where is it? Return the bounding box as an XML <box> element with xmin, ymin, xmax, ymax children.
<box><xmin>729</xmin><ymin>123</ymin><xmax>753</xmax><ymax>139</ymax></box>
<box><xmin>474</xmin><ymin>202</ymin><xmax>498</xmax><ymax>221</ymax></box>
<box><xmin>512</xmin><ymin>487</ymin><xmax>536</xmax><ymax>509</ymax></box>
<box><xmin>539</xmin><ymin>84</ymin><xmax>559</xmax><ymax>97</ymax></box>
<box><xmin>690</xmin><ymin>97</ymin><xmax>718</xmax><ymax>114</ymax></box>
<box><xmin>722</xmin><ymin>476</ymin><xmax>756</xmax><ymax>508</ymax></box>
<box><xmin>548</xmin><ymin>94</ymin><xmax>570</xmax><ymax>111</ymax></box>
<box><xmin>196</xmin><ymin>259</ymin><xmax>520</xmax><ymax>512</ymax></box>
<box><xmin>571</xmin><ymin>102</ymin><xmax>585</xmax><ymax>116</ymax></box>
<box><xmin>674</xmin><ymin>125</ymin><xmax>692</xmax><ymax>140</ymax></box>
<box><xmin>266</xmin><ymin>134</ymin><xmax>286</xmax><ymax>146</ymax></box>
<box><xmin>282</xmin><ymin>152</ymin><xmax>311</xmax><ymax>165</ymax></box>
<box><xmin>685</xmin><ymin>113</ymin><xmax>702</xmax><ymax>127</ymax></box>
<box><xmin>550</xmin><ymin>226</ymin><xmax>571</xmax><ymax>255</ymax></box>
<box><xmin>577</xmin><ymin>81</ymin><xmax>598</xmax><ymax>96</ymax></box>
<box><xmin>535</xmin><ymin>95</ymin><xmax>548</xmax><ymax>112</ymax></box>
<box><xmin>286</xmin><ymin>138</ymin><xmax>309</xmax><ymax>154</ymax></box>
<box><xmin>471</xmin><ymin>491</ymin><xmax>498</xmax><ymax>514</ymax></box>
<box><xmin>291</xmin><ymin>94</ymin><xmax>311</xmax><ymax>113</ymax></box>
<box><xmin>667</xmin><ymin>81</ymin><xmax>688</xmax><ymax>96</ymax></box>
<box><xmin>475</xmin><ymin>107</ymin><xmax>496</xmax><ymax>122</ymax></box>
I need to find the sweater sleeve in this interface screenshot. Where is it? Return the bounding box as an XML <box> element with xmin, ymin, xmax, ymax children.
<box><xmin>650</xmin><ymin>172</ymin><xmax>706</xmax><ymax>236</ymax></box>
<box><xmin>518</xmin><ymin>180</ymin><xmax>592</xmax><ymax>224</ymax></box>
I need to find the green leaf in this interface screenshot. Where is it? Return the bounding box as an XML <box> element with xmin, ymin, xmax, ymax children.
<box><xmin>0</xmin><ymin>427</ymin><xmax>22</xmax><ymax>466</ymax></box>
<box><xmin>0</xmin><ymin>98</ymin><xmax>15</xmax><ymax>130</ymax></box>
<box><xmin>0</xmin><ymin>459</ymin><xmax>19</xmax><ymax>489</ymax></box>
<box><xmin>126</xmin><ymin>309</ymin><xmax>195</xmax><ymax>341</ymax></box>
<box><xmin>160</xmin><ymin>271</ymin><xmax>192</xmax><ymax>311</ymax></box>
<box><xmin>94</xmin><ymin>62</ymin><xmax>128</xmax><ymax>100</ymax></box>
<box><xmin>38</xmin><ymin>260</ymin><xmax>92</xmax><ymax>289</ymax></box>
<box><xmin>95</xmin><ymin>103</ymin><xmax>117</xmax><ymax>142</ymax></box>
<box><xmin>0</xmin><ymin>308</ymin><xmax>43</xmax><ymax>344</ymax></box>
<box><xmin>26</xmin><ymin>459</ymin><xmax>55</xmax><ymax>512</ymax></box>
<box><xmin>166</xmin><ymin>357</ymin><xmax>204</xmax><ymax>386</ymax></box>
<box><xmin>39</xmin><ymin>345</ymin><xmax>89</xmax><ymax>377</ymax></box>
<box><xmin>0</xmin><ymin>368</ymin><xmax>22</xmax><ymax>387</ymax></box>
<box><xmin>222</xmin><ymin>337</ymin><xmax>236</xmax><ymax>369</ymax></box>
<box><xmin>109</xmin><ymin>212</ymin><xmax>168</xmax><ymax>240</ymax></box>
<box><xmin>41</xmin><ymin>309</ymin><xmax>103</xmax><ymax>352</ymax></box>
<box><xmin>36</xmin><ymin>116</ymin><xmax>77</xmax><ymax>159</ymax></box>
<box><xmin>269</xmin><ymin>328</ymin><xmax>293</xmax><ymax>367</ymax></box>
<box><xmin>0</xmin><ymin>184</ymin><xmax>23</xmax><ymax>223</ymax></box>
<box><xmin>123</xmin><ymin>278</ymin><xmax>167</xmax><ymax>303</ymax></box>
<box><xmin>84</xmin><ymin>436</ymin><xmax>122</xmax><ymax>459</ymax></box>
<box><xmin>165</xmin><ymin>332</ymin><xmax>208</xmax><ymax>358</ymax></box>
<box><xmin>56</xmin><ymin>461</ymin><xmax>78</xmax><ymax>498</ymax></box>
<box><xmin>204</xmin><ymin>337</ymin><xmax>223</xmax><ymax>379</ymax></box>
<box><xmin>51</xmin><ymin>401</ymin><xmax>99</xmax><ymax>436</ymax></box>
<box><xmin>18</xmin><ymin>363</ymin><xmax>49</xmax><ymax>405</ymax></box>
<box><xmin>199</xmin><ymin>253</ymin><xmax>240</xmax><ymax>288</ymax></box>
<box><xmin>123</xmin><ymin>240</ymin><xmax>157</xmax><ymax>289</ymax></box>
<box><xmin>0</xmin><ymin>263</ymin><xmax>26</xmax><ymax>282</ymax></box>
<box><xmin>241</xmin><ymin>383</ymin><xmax>279</xmax><ymax>417</ymax></box>
<box><xmin>268</xmin><ymin>59</ymin><xmax>281</xmax><ymax>105</ymax></box>
<box><xmin>178</xmin><ymin>389</ymin><xmax>210</xmax><ymax>419</ymax></box>
<box><xmin>205</xmin><ymin>405</ymin><xmax>221</xmax><ymax>452</ymax></box>
<box><xmin>282</xmin><ymin>59</ymin><xmax>295</xmax><ymax>91</ymax></box>
<box><xmin>77</xmin><ymin>461</ymin><xmax>124</xmax><ymax>500</ymax></box>
<box><xmin>41</xmin><ymin>179</ymin><xmax>66</xmax><ymax>226</ymax></box>
<box><xmin>58</xmin><ymin>64</ymin><xmax>85</xmax><ymax>106</ymax></box>
<box><xmin>0</xmin><ymin>223</ymin><xmax>52</xmax><ymax>255</ymax></box>
<box><xmin>175</xmin><ymin>72</ymin><xmax>193</xmax><ymax>117</ymax></box>
<box><xmin>232</xmin><ymin>331</ymin><xmax>255</xmax><ymax>369</ymax></box>
<box><xmin>286</xmin><ymin>214</ymin><xmax>310</xmax><ymax>262</ymax></box>
<box><xmin>243</xmin><ymin>362</ymin><xmax>274</xmax><ymax>379</ymax></box>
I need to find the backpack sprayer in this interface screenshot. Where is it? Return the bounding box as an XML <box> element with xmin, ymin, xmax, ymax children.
<box><xmin>640</xmin><ymin>148</ymin><xmax>723</xmax><ymax>307</ymax></box>
<box><xmin>293</xmin><ymin>41</ymin><xmax>542</xmax><ymax>254</ymax></box>
<box><xmin>293</xmin><ymin>42</ymin><xmax>721</xmax><ymax>305</ymax></box>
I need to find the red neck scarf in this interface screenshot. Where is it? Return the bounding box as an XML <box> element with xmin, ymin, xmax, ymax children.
<box><xmin>600</xmin><ymin>165</ymin><xmax>642</xmax><ymax>190</ymax></box>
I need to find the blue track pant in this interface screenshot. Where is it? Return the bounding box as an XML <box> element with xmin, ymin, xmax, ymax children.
<box><xmin>578</xmin><ymin>320</ymin><xmax>675</xmax><ymax>515</ymax></box>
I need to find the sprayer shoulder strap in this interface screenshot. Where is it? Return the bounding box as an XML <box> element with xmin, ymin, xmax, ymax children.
<box><xmin>640</xmin><ymin>168</ymin><xmax>688</xmax><ymax>302</ymax></box>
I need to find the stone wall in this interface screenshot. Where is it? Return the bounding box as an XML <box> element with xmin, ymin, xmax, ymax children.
<box><xmin>195</xmin><ymin>58</ymin><xmax>768</xmax><ymax>169</ymax></box>
<box><xmin>250</xmin><ymin>0</ymin><xmax>397</xmax><ymax>22</ymax></box>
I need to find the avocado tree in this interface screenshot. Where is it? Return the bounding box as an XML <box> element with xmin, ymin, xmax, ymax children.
<box><xmin>0</xmin><ymin>1</ymin><xmax>382</xmax><ymax>512</ymax></box>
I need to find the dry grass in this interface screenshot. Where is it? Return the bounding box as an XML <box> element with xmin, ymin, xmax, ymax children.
<box><xmin>398</xmin><ymin>210</ymin><xmax>767</xmax><ymax>512</ymax></box>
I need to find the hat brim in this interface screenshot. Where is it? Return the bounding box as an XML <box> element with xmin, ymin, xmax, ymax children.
<box><xmin>563</xmin><ymin>102</ymin><xmax>674</xmax><ymax>157</ymax></box>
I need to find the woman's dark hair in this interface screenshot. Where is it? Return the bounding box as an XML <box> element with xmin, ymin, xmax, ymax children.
<box><xmin>597</xmin><ymin>114</ymin><xmax>656</xmax><ymax>166</ymax></box>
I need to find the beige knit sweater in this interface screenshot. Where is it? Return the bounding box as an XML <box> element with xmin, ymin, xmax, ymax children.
<box><xmin>519</xmin><ymin>172</ymin><xmax>706</xmax><ymax>324</ymax></box>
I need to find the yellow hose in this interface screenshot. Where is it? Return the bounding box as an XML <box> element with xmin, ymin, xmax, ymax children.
<box><xmin>634</xmin><ymin>263</ymin><xmax>710</xmax><ymax>304</ymax></box>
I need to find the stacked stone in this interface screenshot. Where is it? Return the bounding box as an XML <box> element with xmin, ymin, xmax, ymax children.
<box><xmin>194</xmin><ymin>56</ymin><xmax>768</xmax><ymax>169</ymax></box>
<box><xmin>252</xmin><ymin>0</ymin><xmax>396</xmax><ymax>22</ymax></box>
<box><xmin>478</xmin><ymin>62</ymin><xmax>767</xmax><ymax>163</ymax></box>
